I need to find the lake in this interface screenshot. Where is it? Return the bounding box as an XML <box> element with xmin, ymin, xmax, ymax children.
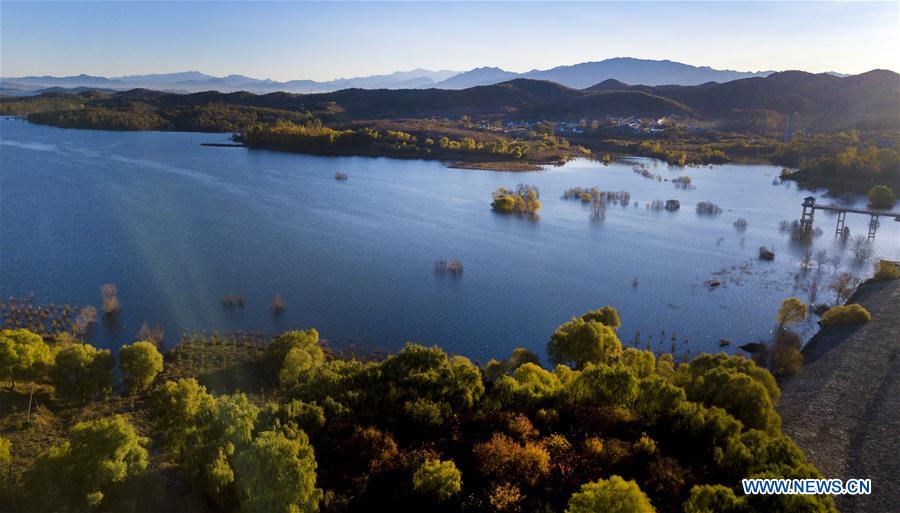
<box><xmin>2</xmin><ymin>117</ymin><xmax>898</xmax><ymax>362</ymax></box>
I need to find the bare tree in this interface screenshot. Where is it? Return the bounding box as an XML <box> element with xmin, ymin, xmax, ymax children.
<box><xmin>851</xmin><ymin>235</ymin><xmax>873</xmax><ymax>263</ymax></box>
<box><xmin>590</xmin><ymin>198</ymin><xmax>606</xmax><ymax>221</ymax></box>
<box><xmin>808</xmin><ymin>279</ymin><xmax>818</xmax><ymax>304</ymax></box>
<box><xmin>814</xmin><ymin>249</ymin><xmax>828</xmax><ymax>272</ymax></box>
<box><xmin>799</xmin><ymin>248</ymin><xmax>813</xmax><ymax>272</ymax></box>
<box><xmin>829</xmin><ymin>254</ymin><xmax>843</xmax><ymax>274</ymax></box>
<box><xmin>829</xmin><ymin>272</ymin><xmax>860</xmax><ymax>304</ymax></box>
<box><xmin>138</xmin><ymin>322</ymin><xmax>165</xmax><ymax>347</ymax></box>
<box><xmin>72</xmin><ymin>306</ymin><xmax>98</xmax><ymax>335</ymax></box>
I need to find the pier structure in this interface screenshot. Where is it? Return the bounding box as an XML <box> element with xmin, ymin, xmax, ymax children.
<box><xmin>800</xmin><ymin>196</ymin><xmax>900</xmax><ymax>239</ymax></box>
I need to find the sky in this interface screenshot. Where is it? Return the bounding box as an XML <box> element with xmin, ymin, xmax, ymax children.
<box><xmin>1</xmin><ymin>1</ymin><xmax>898</xmax><ymax>80</ymax></box>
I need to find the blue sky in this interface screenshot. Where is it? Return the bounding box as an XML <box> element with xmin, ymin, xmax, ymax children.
<box><xmin>1</xmin><ymin>1</ymin><xmax>897</xmax><ymax>80</ymax></box>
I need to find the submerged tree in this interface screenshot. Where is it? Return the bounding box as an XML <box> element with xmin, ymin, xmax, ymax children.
<box><xmin>101</xmin><ymin>283</ymin><xmax>121</xmax><ymax>315</ymax></box>
<box><xmin>491</xmin><ymin>184</ymin><xmax>541</xmax><ymax>215</ymax></box>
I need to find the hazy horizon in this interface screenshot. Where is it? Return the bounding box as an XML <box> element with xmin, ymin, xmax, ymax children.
<box><xmin>2</xmin><ymin>1</ymin><xmax>898</xmax><ymax>81</ymax></box>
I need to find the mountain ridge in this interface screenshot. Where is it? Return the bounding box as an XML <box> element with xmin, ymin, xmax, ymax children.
<box><xmin>1</xmin><ymin>58</ymin><xmax>814</xmax><ymax>95</ymax></box>
<box><xmin>7</xmin><ymin>69</ymin><xmax>894</xmax><ymax>135</ymax></box>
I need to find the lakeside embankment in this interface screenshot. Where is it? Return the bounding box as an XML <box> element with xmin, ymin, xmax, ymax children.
<box><xmin>779</xmin><ymin>277</ymin><xmax>899</xmax><ymax>513</ymax></box>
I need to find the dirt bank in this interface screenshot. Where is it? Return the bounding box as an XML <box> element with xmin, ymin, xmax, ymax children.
<box><xmin>779</xmin><ymin>278</ymin><xmax>899</xmax><ymax>513</ymax></box>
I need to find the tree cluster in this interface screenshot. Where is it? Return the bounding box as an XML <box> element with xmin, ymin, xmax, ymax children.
<box><xmin>2</xmin><ymin>303</ymin><xmax>837</xmax><ymax>513</ymax></box>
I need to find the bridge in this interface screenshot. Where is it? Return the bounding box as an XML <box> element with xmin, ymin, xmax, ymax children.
<box><xmin>800</xmin><ymin>196</ymin><xmax>900</xmax><ymax>239</ymax></box>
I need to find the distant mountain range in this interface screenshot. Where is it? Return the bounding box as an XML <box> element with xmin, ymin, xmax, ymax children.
<box><xmin>2</xmin><ymin>58</ymin><xmax>791</xmax><ymax>95</ymax></box>
<box><xmin>13</xmin><ymin>69</ymin><xmax>892</xmax><ymax>135</ymax></box>
<box><xmin>0</xmin><ymin>68</ymin><xmax>459</xmax><ymax>96</ymax></box>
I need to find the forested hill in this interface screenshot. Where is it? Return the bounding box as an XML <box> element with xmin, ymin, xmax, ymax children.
<box><xmin>2</xmin><ymin>69</ymin><xmax>897</xmax><ymax>134</ymax></box>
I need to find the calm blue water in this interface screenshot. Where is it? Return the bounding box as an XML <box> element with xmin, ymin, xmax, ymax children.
<box><xmin>2</xmin><ymin>117</ymin><xmax>898</xmax><ymax>362</ymax></box>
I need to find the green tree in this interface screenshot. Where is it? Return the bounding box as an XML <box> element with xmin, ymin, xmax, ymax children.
<box><xmin>547</xmin><ymin>317</ymin><xmax>622</xmax><ymax>369</ymax></box>
<box><xmin>278</xmin><ymin>335</ymin><xmax>326</xmax><ymax>388</ymax></box>
<box><xmin>119</xmin><ymin>341</ymin><xmax>164</xmax><ymax>394</ymax></box>
<box><xmin>506</xmin><ymin>347</ymin><xmax>540</xmax><ymax>370</ymax></box>
<box><xmin>379</xmin><ymin>344</ymin><xmax>484</xmax><ymax>427</ymax></box>
<box><xmin>412</xmin><ymin>458</ymin><xmax>462</xmax><ymax>502</ymax></box>
<box><xmin>489</xmin><ymin>362</ymin><xmax>562</xmax><ymax>410</ymax></box>
<box><xmin>775</xmin><ymin>298</ymin><xmax>806</xmax><ymax>327</ymax></box>
<box><xmin>566</xmin><ymin>475</ymin><xmax>655</xmax><ymax>513</ymax></box>
<box><xmin>676</xmin><ymin>357</ymin><xmax>781</xmax><ymax>433</ymax></box>
<box><xmin>569</xmin><ymin>363</ymin><xmax>639</xmax><ymax>411</ymax></box>
<box><xmin>0</xmin><ymin>329</ymin><xmax>53</xmax><ymax>388</ymax></box>
<box><xmin>581</xmin><ymin>305</ymin><xmax>622</xmax><ymax>330</ymax></box>
<box><xmin>234</xmin><ymin>430</ymin><xmax>322</xmax><ymax>513</ymax></box>
<box><xmin>150</xmin><ymin>378</ymin><xmax>215</xmax><ymax>455</ymax></box>
<box><xmin>50</xmin><ymin>343</ymin><xmax>114</xmax><ymax>402</ymax></box>
<box><xmin>267</xmin><ymin>329</ymin><xmax>320</xmax><ymax>368</ymax></box>
<box><xmin>867</xmin><ymin>185</ymin><xmax>895</xmax><ymax>209</ymax></box>
<box><xmin>186</xmin><ymin>393</ymin><xmax>260</xmax><ymax>503</ymax></box>
<box><xmin>683</xmin><ymin>484</ymin><xmax>745</xmax><ymax>513</ymax></box>
<box><xmin>26</xmin><ymin>416</ymin><xmax>148</xmax><ymax>511</ymax></box>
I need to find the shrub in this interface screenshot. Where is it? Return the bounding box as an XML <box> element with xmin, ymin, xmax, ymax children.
<box><xmin>119</xmin><ymin>341</ymin><xmax>164</xmax><ymax>395</ymax></box>
<box><xmin>820</xmin><ymin>304</ymin><xmax>871</xmax><ymax>325</ymax></box>
<box><xmin>565</xmin><ymin>475</ymin><xmax>655</xmax><ymax>513</ymax></box>
<box><xmin>873</xmin><ymin>260</ymin><xmax>900</xmax><ymax>281</ymax></box>
<box><xmin>412</xmin><ymin>459</ymin><xmax>462</xmax><ymax>502</ymax></box>
<box><xmin>867</xmin><ymin>185</ymin><xmax>896</xmax><ymax>209</ymax></box>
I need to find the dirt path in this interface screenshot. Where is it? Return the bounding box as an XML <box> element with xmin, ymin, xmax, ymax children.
<box><xmin>779</xmin><ymin>279</ymin><xmax>900</xmax><ymax>513</ymax></box>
